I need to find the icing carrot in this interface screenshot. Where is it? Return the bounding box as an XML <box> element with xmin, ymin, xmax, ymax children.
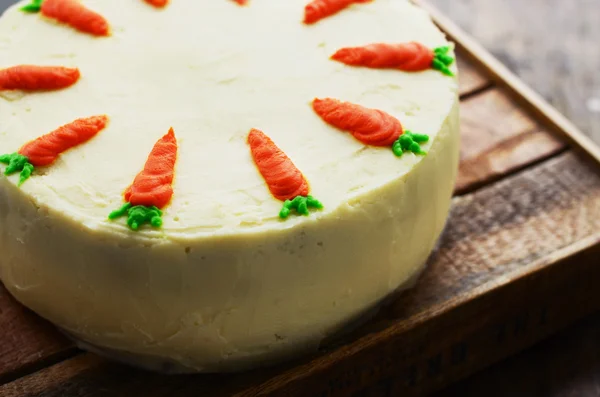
<box><xmin>312</xmin><ymin>98</ymin><xmax>402</xmax><ymax>146</ymax></box>
<box><xmin>109</xmin><ymin>128</ymin><xmax>178</xmax><ymax>230</ymax></box>
<box><xmin>0</xmin><ymin>115</ymin><xmax>108</xmax><ymax>185</ymax></box>
<box><xmin>21</xmin><ymin>0</ymin><xmax>110</xmax><ymax>37</ymax></box>
<box><xmin>124</xmin><ymin>128</ymin><xmax>177</xmax><ymax>209</ymax></box>
<box><xmin>331</xmin><ymin>42</ymin><xmax>455</xmax><ymax>76</ymax></box>
<box><xmin>233</xmin><ymin>0</ymin><xmax>248</xmax><ymax>5</ymax></box>
<box><xmin>304</xmin><ymin>0</ymin><xmax>371</xmax><ymax>25</ymax></box>
<box><xmin>312</xmin><ymin>98</ymin><xmax>429</xmax><ymax>156</ymax></box>
<box><xmin>0</xmin><ymin>65</ymin><xmax>80</xmax><ymax>91</ymax></box>
<box><xmin>247</xmin><ymin>129</ymin><xmax>322</xmax><ymax>219</ymax></box>
<box><xmin>144</xmin><ymin>0</ymin><xmax>169</xmax><ymax>8</ymax></box>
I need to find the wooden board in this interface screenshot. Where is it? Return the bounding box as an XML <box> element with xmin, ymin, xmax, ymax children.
<box><xmin>0</xmin><ymin>287</ymin><xmax>75</xmax><ymax>385</ymax></box>
<box><xmin>0</xmin><ymin>2</ymin><xmax>599</xmax><ymax>396</ymax></box>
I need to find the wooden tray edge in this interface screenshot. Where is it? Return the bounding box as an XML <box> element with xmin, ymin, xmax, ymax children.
<box><xmin>414</xmin><ymin>0</ymin><xmax>600</xmax><ymax>166</ymax></box>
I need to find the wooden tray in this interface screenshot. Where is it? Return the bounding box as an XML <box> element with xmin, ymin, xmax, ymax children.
<box><xmin>2</xmin><ymin>2</ymin><xmax>600</xmax><ymax>396</ymax></box>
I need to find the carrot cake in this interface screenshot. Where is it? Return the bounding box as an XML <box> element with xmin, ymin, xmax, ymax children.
<box><xmin>0</xmin><ymin>0</ymin><xmax>459</xmax><ymax>372</ymax></box>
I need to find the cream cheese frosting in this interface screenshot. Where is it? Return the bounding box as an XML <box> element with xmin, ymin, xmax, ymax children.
<box><xmin>0</xmin><ymin>0</ymin><xmax>459</xmax><ymax>372</ymax></box>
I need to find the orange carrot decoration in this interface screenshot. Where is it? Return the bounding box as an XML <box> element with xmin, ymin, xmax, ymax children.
<box><xmin>0</xmin><ymin>115</ymin><xmax>108</xmax><ymax>186</ymax></box>
<box><xmin>233</xmin><ymin>0</ymin><xmax>248</xmax><ymax>5</ymax></box>
<box><xmin>312</xmin><ymin>98</ymin><xmax>402</xmax><ymax>146</ymax></box>
<box><xmin>331</xmin><ymin>42</ymin><xmax>455</xmax><ymax>76</ymax></box>
<box><xmin>312</xmin><ymin>98</ymin><xmax>430</xmax><ymax>157</ymax></box>
<box><xmin>0</xmin><ymin>65</ymin><xmax>80</xmax><ymax>91</ymax></box>
<box><xmin>109</xmin><ymin>128</ymin><xmax>178</xmax><ymax>231</ymax></box>
<box><xmin>249</xmin><ymin>129</ymin><xmax>309</xmax><ymax>201</ymax></box>
<box><xmin>247</xmin><ymin>129</ymin><xmax>323</xmax><ymax>219</ymax></box>
<box><xmin>21</xmin><ymin>0</ymin><xmax>110</xmax><ymax>37</ymax></box>
<box><xmin>144</xmin><ymin>0</ymin><xmax>169</xmax><ymax>8</ymax></box>
<box><xmin>304</xmin><ymin>0</ymin><xmax>371</xmax><ymax>25</ymax></box>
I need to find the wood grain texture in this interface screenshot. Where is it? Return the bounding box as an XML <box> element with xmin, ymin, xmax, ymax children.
<box><xmin>0</xmin><ymin>284</ymin><xmax>75</xmax><ymax>385</ymax></box>
<box><xmin>459</xmin><ymin>89</ymin><xmax>537</xmax><ymax>160</ymax></box>
<box><xmin>422</xmin><ymin>1</ymin><xmax>600</xmax><ymax>394</ymax></box>
<box><xmin>427</xmin><ymin>0</ymin><xmax>600</xmax><ymax>144</ymax></box>
<box><xmin>2</xmin><ymin>151</ymin><xmax>599</xmax><ymax>397</ymax></box>
<box><xmin>457</xmin><ymin>129</ymin><xmax>566</xmax><ymax>194</ymax></box>
<box><xmin>456</xmin><ymin>88</ymin><xmax>567</xmax><ymax>193</ymax></box>
<box><xmin>437</xmin><ymin>313</ymin><xmax>600</xmax><ymax>397</ymax></box>
<box><xmin>0</xmin><ymin>355</ymin><xmax>255</xmax><ymax>397</ymax></box>
<box><xmin>457</xmin><ymin>56</ymin><xmax>491</xmax><ymax>97</ymax></box>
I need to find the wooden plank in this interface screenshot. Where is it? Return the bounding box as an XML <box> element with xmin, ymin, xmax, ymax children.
<box><xmin>0</xmin><ymin>355</ymin><xmax>252</xmax><ymax>397</ymax></box>
<box><xmin>0</xmin><ymin>284</ymin><xmax>75</xmax><ymax>385</ymax></box>
<box><xmin>456</xmin><ymin>56</ymin><xmax>491</xmax><ymax>98</ymax></box>
<box><xmin>436</xmin><ymin>314</ymin><xmax>600</xmax><ymax>397</ymax></box>
<box><xmin>457</xmin><ymin>128</ymin><xmax>566</xmax><ymax>194</ymax></box>
<box><xmin>422</xmin><ymin>4</ymin><xmax>600</xmax><ymax>390</ymax></box>
<box><xmin>3</xmin><ymin>151</ymin><xmax>600</xmax><ymax>397</ymax></box>
<box><xmin>456</xmin><ymin>88</ymin><xmax>567</xmax><ymax>194</ymax></box>
<box><xmin>459</xmin><ymin>89</ymin><xmax>537</xmax><ymax>160</ymax></box>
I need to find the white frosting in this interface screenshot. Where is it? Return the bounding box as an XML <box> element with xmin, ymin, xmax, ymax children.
<box><xmin>0</xmin><ymin>0</ymin><xmax>459</xmax><ymax>371</ymax></box>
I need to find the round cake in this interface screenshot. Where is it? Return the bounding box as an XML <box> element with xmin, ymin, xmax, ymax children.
<box><xmin>0</xmin><ymin>0</ymin><xmax>459</xmax><ymax>372</ymax></box>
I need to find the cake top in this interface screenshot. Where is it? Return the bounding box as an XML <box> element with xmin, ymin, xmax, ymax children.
<box><xmin>0</xmin><ymin>0</ymin><xmax>457</xmax><ymax>237</ymax></box>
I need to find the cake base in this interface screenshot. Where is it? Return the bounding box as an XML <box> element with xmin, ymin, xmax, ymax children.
<box><xmin>61</xmin><ymin>269</ymin><xmax>423</xmax><ymax>374</ymax></box>
<box><xmin>59</xmin><ymin>229</ymin><xmax>445</xmax><ymax>374</ymax></box>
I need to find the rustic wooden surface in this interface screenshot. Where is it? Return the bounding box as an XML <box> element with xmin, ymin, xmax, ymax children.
<box><xmin>429</xmin><ymin>0</ymin><xmax>600</xmax><ymax>144</ymax></box>
<box><xmin>456</xmin><ymin>57</ymin><xmax>491</xmax><ymax>98</ymax></box>
<box><xmin>0</xmin><ymin>1</ymin><xmax>599</xmax><ymax>396</ymax></box>
<box><xmin>0</xmin><ymin>287</ymin><xmax>75</xmax><ymax>385</ymax></box>
<box><xmin>427</xmin><ymin>1</ymin><xmax>600</xmax><ymax>395</ymax></box>
<box><xmin>457</xmin><ymin>88</ymin><xmax>566</xmax><ymax>194</ymax></box>
<box><xmin>438</xmin><ymin>314</ymin><xmax>600</xmax><ymax>397</ymax></box>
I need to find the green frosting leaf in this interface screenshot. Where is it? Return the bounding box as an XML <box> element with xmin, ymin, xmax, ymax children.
<box><xmin>20</xmin><ymin>0</ymin><xmax>43</xmax><ymax>13</ymax></box>
<box><xmin>108</xmin><ymin>202</ymin><xmax>133</xmax><ymax>220</ymax></box>
<box><xmin>279</xmin><ymin>195</ymin><xmax>323</xmax><ymax>219</ymax></box>
<box><xmin>0</xmin><ymin>153</ymin><xmax>35</xmax><ymax>186</ymax></box>
<box><xmin>432</xmin><ymin>46</ymin><xmax>455</xmax><ymax>76</ymax></box>
<box><xmin>109</xmin><ymin>203</ymin><xmax>164</xmax><ymax>231</ymax></box>
<box><xmin>392</xmin><ymin>131</ymin><xmax>429</xmax><ymax>157</ymax></box>
<box><xmin>408</xmin><ymin>132</ymin><xmax>430</xmax><ymax>143</ymax></box>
